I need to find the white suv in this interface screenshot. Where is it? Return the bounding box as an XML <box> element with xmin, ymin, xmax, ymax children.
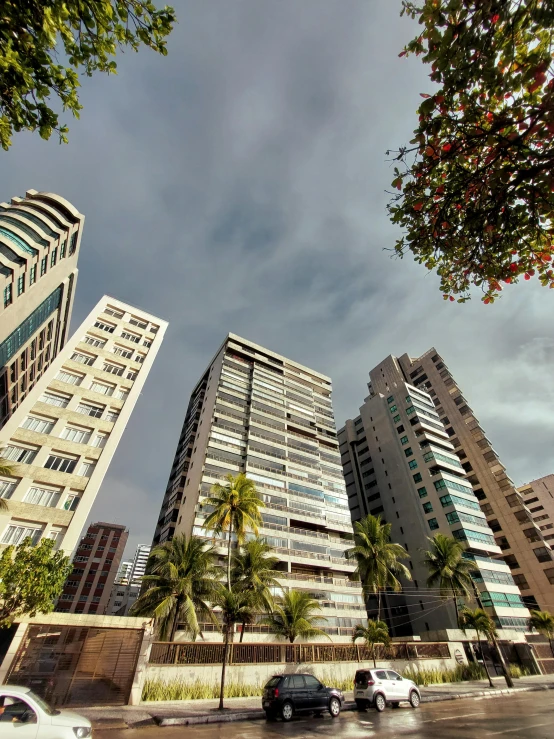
<box><xmin>354</xmin><ymin>668</ymin><xmax>421</xmax><ymax>712</ymax></box>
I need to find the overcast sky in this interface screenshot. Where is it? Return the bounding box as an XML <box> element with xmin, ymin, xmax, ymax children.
<box><xmin>1</xmin><ymin>1</ymin><xmax>552</xmax><ymax>559</ymax></box>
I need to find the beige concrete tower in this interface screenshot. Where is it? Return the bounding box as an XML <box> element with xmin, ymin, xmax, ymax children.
<box><xmin>0</xmin><ymin>296</ymin><xmax>167</xmax><ymax>554</ymax></box>
<box><xmin>517</xmin><ymin>474</ymin><xmax>554</xmax><ymax>608</ymax></box>
<box><xmin>0</xmin><ymin>190</ymin><xmax>85</xmax><ymax>427</ymax></box>
<box><xmin>152</xmin><ymin>334</ymin><xmax>365</xmax><ymax>641</ymax></box>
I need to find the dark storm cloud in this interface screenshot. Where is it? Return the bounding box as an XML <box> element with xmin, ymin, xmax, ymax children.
<box><xmin>0</xmin><ymin>1</ymin><xmax>552</xmax><ymax>555</ymax></box>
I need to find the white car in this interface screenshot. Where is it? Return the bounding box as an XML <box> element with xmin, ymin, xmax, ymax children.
<box><xmin>0</xmin><ymin>685</ymin><xmax>92</xmax><ymax>739</ymax></box>
<box><xmin>354</xmin><ymin>668</ymin><xmax>421</xmax><ymax>712</ymax></box>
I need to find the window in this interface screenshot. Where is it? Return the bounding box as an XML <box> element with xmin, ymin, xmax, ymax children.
<box><xmin>114</xmin><ymin>388</ymin><xmax>129</xmax><ymax>401</ymax></box>
<box><xmin>72</xmin><ymin>352</ymin><xmax>96</xmax><ymax>366</ymax></box>
<box><xmin>61</xmin><ymin>426</ymin><xmax>92</xmax><ymax>444</ymax></box>
<box><xmin>21</xmin><ymin>416</ymin><xmax>54</xmax><ymax>434</ymax></box>
<box><xmin>40</xmin><ymin>391</ymin><xmax>70</xmax><ymax>407</ymax></box>
<box><xmin>64</xmin><ymin>494</ymin><xmax>80</xmax><ymax>511</ymax></box>
<box><xmin>60</xmin><ymin>238</ymin><xmax>67</xmax><ymax>258</ymax></box>
<box><xmin>533</xmin><ymin>547</ymin><xmax>553</xmax><ymax>563</ymax></box>
<box><xmin>78</xmin><ymin>460</ymin><xmax>95</xmax><ymax>477</ymax></box>
<box><xmin>40</xmin><ymin>255</ymin><xmax>47</xmax><ymax>275</ymax></box>
<box><xmin>400</xmin><ymin>436</ymin><xmax>409</xmax><ymax>445</ymax></box>
<box><xmin>3</xmin><ymin>284</ymin><xmax>12</xmax><ymax>307</ymax></box>
<box><xmin>452</xmin><ymin>528</ymin><xmax>495</xmax><ymax>545</ymax></box>
<box><xmin>44</xmin><ymin>455</ymin><xmax>77</xmax><ymax>473</ymax></box>
<box><xmin>0</xmin><ymin>481</ymin><xmax>16</xmax><ymax>500</ymax></box>
<box><xmin>29</xmin><ymin>264</ymin><xmax>37</xmax><ymax>285</ymax></box>
<box><xmin>90</xmin><ymin>432</ymin><xmax>108</xmax><ymax>448</ymax></box>
<box><xmin>24</xmin><ymin>486</ymin><xmax>61</xmax><ymax>508</ymax></box>
<box><xmin>90</xmin><ymin>381</ymin><xmax>114</xmax><ymax>396</ymax></box>
<box><xmin>2</xmin><ymin>445</ymin><xmax>37</xmax><ymax>463</ymax></box>
<box><xmin>121</xmin><ymin>331</ymin><xmax>140</xmax><ymax>343</ymax></box>
<box><xmin>17</xmin><ymin>274</ymin><xmax>25</xmax><ymax>296</ymax></box>
<box><xmin>413</xmin><ymin>473</ymin><xmax>422</xmax><ymax>483</ymax></box>
<box><xmin>143</xmin><ymin>340</ymin><xmax>152</xmax><ymax>348</ymax></box>
<box><xmin>387</xmin><ymin>395</ymin><xmax>394</xmax><ymax>404</ymax></box>
<box><xmin>417</xmin><ymin>487</ymin><xmax>428</xmax><ymax>498</ymax></box>
<box><xmin>83</xmin><ymin>335</ymin><xmax>105</xmax><ymax>348</ymax></box>
<box><xmin>2</xmin><ymin>523</ymin><xmax>42</xmax><ymax>545</ymax></box>
<box><xmin>76</xmin><ymin>402</ymin><xmax>104</xmax><ymax>418</ymax></box>
<box><xmin>103</xmin><ymin>362</ymin><xmax>124</xmax><ymax>376</ymax></box>
<box><xmin>439</xmin><ymin>493</ymin><xmax>481</xmax><ymax>511</ymax></box>
<box><xmin>129</xmin><ymin>317</ymin><xmax>148</xmax><ymax>329</ymax></box>
<box><xmin>408</xmin><ymin>460</ymin><xmax>418</xmax><ymax>470</ymax></box>
<box><xmin>56</xmin><ymin>372</ymin><xmax>82</xmax><ymax>390</ymax></box>
<box><xmin>94</xmin><ymin>320</ymin><xmax>115</xmax><ymax>333</ymax></box>
<box><xmin>127</xmin><ymin>370</ymin><xmax>138</xmax><ymax>381</ymax></box>
<box><xmin>104</xmin><ymin>307</ymin><xmax>124</xmax><ymax>318</ymax></box>
<box><xmin>428</xmin><ymin>518</ymin><xmax>439</xmax><ymax>530</ymax></box>
<box><xmin>393</xmin><ymin>414</ymin><xmax>400</xmax><ymax>423</ymax></box>
<box><xmin>434</xmin><ymin>478</ymin><xmax>475</xmax><ymax>496</ymax></box>
<box><xmin>135</xmin><ymin>354</ymin><xmax>145</xmax><ymax>363</ymax></box>
<box><xmin>113</xmin><ymin>346</ymin><xmax>133</xmax><ymax>358</ymax></box>
<box><xmin>404</xmin><ymin>447</ymin><xmax>413</xmax><ymax>457</ymax></box>
<box><xmin>422</xmin><ymin>501</ymin><xmax>434</xmax><ymax>514</ymax></box>
<box><xmin>105</xmin><ymin>410</ymin><xmax>119</xmax><ymax>423</ymax></box>
<box><xmin>50</xmin><ymin>247</ymin><xmax>57</xmax><ymax>267</ymax></box>
<box><xmin>389</xmin><ymin>405</ymin><xmax>397</xmax><ymax>413</ymax></box>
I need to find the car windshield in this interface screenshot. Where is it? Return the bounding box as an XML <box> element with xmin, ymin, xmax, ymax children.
<box><xmin>25</xmin><ymin>691</ymin><xmax>59</xmax><ymax>716</ymax></box>
<box><xmin>265</xmin><ymin>677</ymin><xmax>281</xmax><ymax>688</ymax></box>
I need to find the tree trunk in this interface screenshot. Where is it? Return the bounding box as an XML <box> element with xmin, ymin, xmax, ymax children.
<box><xmin>372</xmin><ymin>642</ymin><xmax>376</xmax><ymax>668</ymax></box>
<box><xmin>239</xmin><ymin>621</ymin><xmax>246</xmax><ymax>643</ymax></box>
<box><xmin>451</xmin><ymin>583</ymin><xmax>459</xmax><ymax>627</ymax></box>
<box><xmin>489</xmin><ymin>631</ymin><xmax>514</xmax><ymax>689</ymax></box>
<box><xmin>227</xmin><ymin>519</ymin><xmax>233</xmax><ymax>590</ymax></box>
<box><xmin>219</xmin><ymin>626</ymin><xmax>230</xmax><ymax>710</ymax></box>
<box><xmin>168</xmin><ymin>598</ymin><xmax>181</xmax><ymax>642</ymax></box>
<box><xmin>377</xmin><ymin>589</ymin><xmax>381</xmax><ymax>621</ymax></box>
<box><xmin>477</xmin><ymin>631</ymin><xmax>495</xmax><ymax>688</ymax></box>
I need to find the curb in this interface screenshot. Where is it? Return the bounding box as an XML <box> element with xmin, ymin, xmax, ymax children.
<box><xmin>91</xmin><ymin>683</ymin><xmax>554</xmax><ymax>730</ymax></box>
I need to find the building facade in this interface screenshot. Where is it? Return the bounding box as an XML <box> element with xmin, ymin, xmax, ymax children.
<box><xmin>152</xmin><ymin>334</ymin><xmax>365</xmax><ymax>640</ymax></box>
<box><xmin>517</xmin><ymin>474</ymin><xmax>554</xmax><ymax>608</ymax></box>
<box><xmin>0</xmin><ymin>296</ymin><xmax>167</xmax><ymax>554</ymax></box>
<box><xmin>339</xmin><ymin>368</ymin><xmax>527</xmax><ymax>635</ymax></box>
<box><xmin>57</xmin><ymin>522</ymin><xmax>128</xmax><ymax>614</ymax></box>
<box><xmin>108</xmin><ymin>544</ymin><xmax>151</xmax><ymax>616</ymax></box>
<box><xmin>0</xmin><ymin>190</ymin><xmax>85</xmax><ymax>427</ymax></box>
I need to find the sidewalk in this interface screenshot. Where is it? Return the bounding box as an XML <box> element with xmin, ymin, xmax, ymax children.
<box><xmin>80</xmin><ymin>674</ymin><xmax>554</xmax><ymax>730</ymax></box>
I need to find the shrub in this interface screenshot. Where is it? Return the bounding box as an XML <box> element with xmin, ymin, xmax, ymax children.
<box><xmin>402</xmin><ymin>662</ymin><xmax>486</xmax><ymax>686</ymax></box>
<box><xmin>141</xmin><ymin>679</ymin><xmax>264</xmax><ymax>702</ymax></box>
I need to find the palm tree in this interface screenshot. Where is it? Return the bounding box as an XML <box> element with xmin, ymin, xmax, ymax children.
<box><xmin>458</xmin><ymin>606</ymin><xmax>496</xmax><ymax>688</ymax></box>
<box><xmin>261</xmin><ymin>590</ymin><xmax>329</xmax><ymax>643</ymax></box>
<box><xmin>0</xmin><ymin>456</ymin><xmax>16</xmax><ymax>512</ymax></box>
<box><xmin>213</xmin><ymin>585</ymin><xmax>256</xmax><ymax>710</ymax></box>
<box><xmin>352</xmin><ymin>619</ymin><xmax>390</xmax><ymax>668</ymax></box>
<box><xmin>345</xmin><ymin>514</ymin><xmax>411</xmax><ymax>619</ymax></box>
<box><xmin>530</xmin><ymin>609</ymin><xmax>554</xmax><ymax>657</ymax></box>
<box><xmin>422</xmin><ymin>534</ymin><xmax>478</xmax><ymax>625</ymax></box>
<box><xmin>131</xmin><ymin>534</ymin><xmax>221</xmax><ymax>641</ymax></box>
<box><xmin>232</xmin><ymin>538</ymin><xmax>281</xmax><ymax>642</ymax></box>
<box><xmin>202</xmin><ymin>473</ymin><xmax>264</xmax><ymax>588</ymax></box>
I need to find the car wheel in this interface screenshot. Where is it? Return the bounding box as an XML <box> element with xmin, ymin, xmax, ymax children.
<box><xmin>374</xmin><ymin>693</ymin><xmax>386</xmax><ymax>712</ymax></box>
<box><xmin>355</xmin><ymin>699</ymin><xmax>367</xmax><ymax>711</ymax></box>
<box><xmin>281</xmin><ymin>701</ymin><xmax>294</xmax><ymax>722</ymax></box>
<box><xmin>329</xmin><ymin>697</ymin><xmax>341</xmax><ymax>718</ymax></box>
<box><xmin>409</xmin><ymin>690</ymin><xmax>420</xmax><ymax>709</ymax></box>
<box><xmin>391</xmin><ymin>702</ymin><xmax>400</xmax><ymax>709</ymax></box>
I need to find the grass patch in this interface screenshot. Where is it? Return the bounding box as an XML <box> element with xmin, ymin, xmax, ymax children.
<box><xmin>402</xmin><ymin>662</ymin><xmax>486</xmax><ymax>686</ymax></box>
<box><xmin>142</xmin><ymin>679</ymin><xmax>264</xmax><ymax>702</ymax></box>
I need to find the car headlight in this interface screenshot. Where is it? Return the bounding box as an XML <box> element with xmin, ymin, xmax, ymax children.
<box><xmin>73</xmin><ymin>728</ymin><xmax>91</xmax><ymax>738</ymax></box>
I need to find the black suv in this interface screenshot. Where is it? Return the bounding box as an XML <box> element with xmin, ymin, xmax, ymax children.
<box><xmin>262</xmin><ymin>674</ymin><xmax>343</xmax><ymax>721</ymax></box>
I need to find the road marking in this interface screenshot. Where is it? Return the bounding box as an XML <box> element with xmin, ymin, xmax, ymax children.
<box><xmin>485</xmin><ymin>722</ymin><xmax>549</xmax><ymax>735</ymax></box>
<box><xmin>422</xmin><ymin>712</ymin><xmax>483</xmax><ymax>723</ymax></box>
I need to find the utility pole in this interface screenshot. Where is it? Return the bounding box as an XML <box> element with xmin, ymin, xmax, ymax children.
<box><xmin>472</xmin><ymin>580</ymin><xmax>514</xmax><ymax>689</ymax></box>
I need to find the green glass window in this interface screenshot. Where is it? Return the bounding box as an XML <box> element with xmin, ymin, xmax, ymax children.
<box><xmin>29</xmin><ymin>264</ymin><xmax>37</xmax><ymax>285</ymax></box>
<box><xmin>40</xmin><ymin>255</ymin><xmax>47</xmax><ymax>275</ymax></box>
<box><xmin>17</xmin><ymin>274</ymin><xmax>25</xmax><ymax>296</ymax></box>
<box><xmin>408</xmin><ymin>459</ymin><xmax>418</xmax><ymax>470</ymax></box>
<box><xmin>413</xmin><ymin>473</ymin><xmax>422</xmax><ymax>483</ymax></box>
<box><xmin>60</xmin><ymin>239</ymin><xmax>67</xmax><ymax>258</ymax></box>
<box><xmin>406</xmin><ymin>406</ymin><xmax>416</xmax><ymax>416</ymax></box>
<box><xmin>423</xmin><ymin>502</ymin><xmax>433</xmax><ymax>514</ymax></box>
<box><xmin>428</xmin><ymin>518</ymin><xmax>439</xmax><ymax>530</ymax></box>
<box><xmin>417</xmin><ymin>486</ymin><xmax>428</xmax><ymax>498</ymax></box>
<box><xmin>439</xmin><ymin>493</ymin><xmax>480</xmax><ymax>511</ymax></box>
<box><xmin>393</xmin><ymin>414</ymin><xmax>400</xmax><ymax>423</ymax></box>
<box><xmin>0</xmin><ymin>286</ymin><xmax>62</xmax><ymax>367</ymax></box>
<box><xmin>404</xmin><ymin>447</ymin><xmax>413</xmax><ymax>457</ymax></box>
<box><xmin>50</xmin><ymin>247</ymin><xmax>57</xmax><ymax>267</ymax></box>
<box><xmin>3</xmin><ymin>284</ymin><xmax>12</xmax><ymax>307</ymax></box>
<box><xmin>389</xmin><ymin>405</ymin><xmax>397</xmax><ymax>413</ymax></box>
<box><xmin>387</xmin><ymin>396</ymin><xmax>394</xmax><ymax>404</ymax></box>
<box><xmin>69</xmin><ymin>232</ymin><xmax>78</xmax><ymax>255</ymax></box>
<box><xmin>400</xmin><ymin>436</ymin><xmax>409</xmax><ymax>445</ymax></box>
<box><xmin>406</xmin><ymin>396</ymin><xmax>411</xmax><ymax>403</ymax></box>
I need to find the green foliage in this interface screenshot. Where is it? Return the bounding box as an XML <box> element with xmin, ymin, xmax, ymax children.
<box><xmin>459</xmin><ymin>606</ymin><xmax>497</xmax><ymax>639</ymax></box>
<box><xmin>529</xmin><ymin>609</ymin><xmax>554</xmax><ymax>640</ymax></box>
<box><xmin>141</xmin><ymin>678</ymin><xmax>264</xmax><ymax>702</ymax></box>
<box><xmin>203</xmin><ymin>473</ymin><xmax>264</xmax><ymax>588</ymax></box>
<box><xmin>0</xmin><ymin>454</ymin><xmax>16</xmax><ymax>510</ymax></box>
<box><xmin>0</xmin><ymin>0</ymin><xmax>176</xmax><ymax>150</ymax></box>
<box><xmin>130</xmin><ymin>534</ymin><xmax>221</xmax><ymax>642</ymax></box>
<box><xmin>345</xmin><ymin>514</ymin><xmax>411</xmax><ymax>616</ymax></box>
<box><xmin>261</xmin><ymin>590</ymin><xmax>329</xmax><ymax>644</ymax></box>
<box><xmin>0</xmin><ymin>537</ymin><xmax>71</xmax><ymax>627</ymax></box>
<box><xmin>389</xmin><ymin>0</ymin><xmax>554</xmax><ymax>302</ymax></box>
<box><xmin>508</xmin><ymin>664</ymin><xmax>531</xmax><ymax>679</ymax></box>
<box><xmin>352</xmin><ymin>619</ymin><xmax>390</xmax><ymax>668</ymax></box>
<box><xmin>403</xmin><ymin>662</ymin><xmax>486</xmax><ymax>685</ymax></box>
<box><xmin>422</xmin><ymin>534</ymin><xmax>477</xmax><ymax>622</ymax></box>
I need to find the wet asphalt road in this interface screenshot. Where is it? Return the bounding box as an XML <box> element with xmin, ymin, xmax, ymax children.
<box><xmin>93</xmin><ymin>692</ymin><xmax>554</xmax><ymax>739</ymax></box>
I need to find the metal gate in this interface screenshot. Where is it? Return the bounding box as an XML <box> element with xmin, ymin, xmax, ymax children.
<box><xmin>5</xmin><ymin>624</ymin><xmax>143</xmax><ymax>706</ymax></box>
<box><xmin>526</xmin><ymin>633</ymin><xmax>554</xmax><ymax>674</ymax></box>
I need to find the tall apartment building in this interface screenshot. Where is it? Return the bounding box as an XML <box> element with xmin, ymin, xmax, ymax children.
<box><xmin>108</xmin><ymin>543</ymin><xmax>151</xmax><ymax>615</ymax></box>
<box><xmin>0</xmin><ymin>296</ymin><xmax>167</xmax><ymax>554</ymax></box>
<box><xmin>516</xmin><ymin>474</ymin><xmax>554</xmax><ymax>607</ymax></box>
<box><xmin>339</xmin><ymin>372</ymin><xmax>527</xmax><ymax>635</ymax></box>
<box><xmin>57</xmin><ymin>522</ymin><xmax>128</xmax><ymax>614</ymax></box>
<box><xmin>152</xmin><ymin>334</ymin><xmax>365</xmax><ymax>640</ymax></box>
<box><xmin>0</xmin><ymin>190</ymin><xmax>85</xmax><ymax>427</ymax></box>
